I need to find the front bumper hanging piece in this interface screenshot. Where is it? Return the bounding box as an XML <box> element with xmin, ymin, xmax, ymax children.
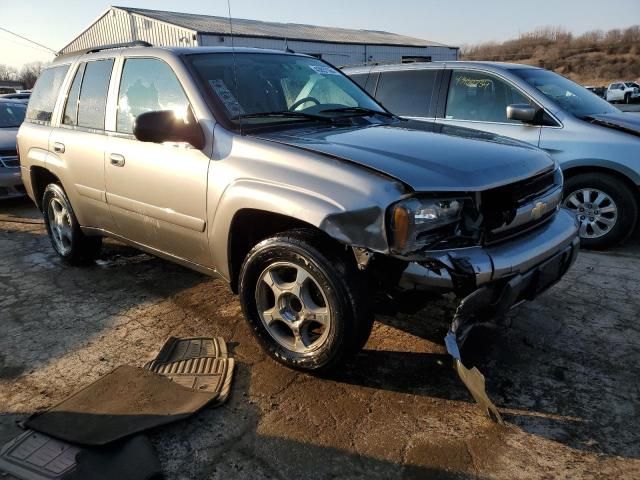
<box><xmin>445</xmin><ymin>288</ymin><xmax>504</xmax><ymax>424</ymax></box>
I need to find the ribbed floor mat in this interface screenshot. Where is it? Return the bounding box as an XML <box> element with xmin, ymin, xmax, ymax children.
<box><xmin>144</xmin><ymin>337</ymin><xmax>234</xmax><ymax>404</ymax></box>
<box><xmin>0</xmin><ymin>430</ymin><xmax>79</xmax><ymax>480</ymax></box>
<box><xmin>0</xmin><ymin>431</ymin><xmax>161</xmax><ymax>480</ymax></box>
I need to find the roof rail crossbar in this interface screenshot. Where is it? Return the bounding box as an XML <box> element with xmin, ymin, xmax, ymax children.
<box><xmin>85</xmin><ymin>40</ymin><xmax>152</xmax><ymax>54</ymax></box>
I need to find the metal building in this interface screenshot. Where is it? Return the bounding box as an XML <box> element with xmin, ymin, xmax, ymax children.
<box><xmin>59</xmin><ymin>6</ymin><xmax>458</xmax><ymax>66</ymax></box>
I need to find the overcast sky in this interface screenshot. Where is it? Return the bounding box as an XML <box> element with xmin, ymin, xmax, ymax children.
<box><xmin>2</xmin><ymin>0</ymin><xmax>639</xmax><ymax>68</ymax></box>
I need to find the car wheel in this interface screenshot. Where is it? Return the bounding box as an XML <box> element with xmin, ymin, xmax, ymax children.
<box><xmin>563</xmin><ymin>173</ymin><xmax>638</xmax><ymax>249</ymax></box>
<box><xmin>238</xmin><ymin>229</ymin><xmax>373</xmax><ymax>372</ymax></box>
<box><xmin>42</xmin><ymin>183</ymin><xmax>102</xmax><ymax>264</ymax></box>
<box><xmin>625</xmin><ymin>93</ymin><xmax>631</xmax><ymax>104</ymax></box>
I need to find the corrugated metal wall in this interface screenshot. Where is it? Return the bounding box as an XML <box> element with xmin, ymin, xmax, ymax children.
<box><xmin>60</xmin><ymin>8</ymin><xmax>197</xmax><ymax>54</ymax></box>
<box><xmin>60</xmin><ymin>7</ymin><xmax>458</xmax><ymax>65</ymax></box>
<box><xmin>200</xmin><ymin>35</ymin><xmax>457</xmax><ymax>67</ymax></box>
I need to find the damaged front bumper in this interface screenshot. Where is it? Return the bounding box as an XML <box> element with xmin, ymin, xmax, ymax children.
<box><xmin>400</xmin><ymin>209</ymin><xmax>580</xmax><ymax>422</ymax></box>
<box><xmin>400</xmin><ymin>208</ymin><xmax>579</xmax><ymax>313</ymax></box>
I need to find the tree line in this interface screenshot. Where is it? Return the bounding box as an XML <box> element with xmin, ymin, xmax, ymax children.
<box><xmin>461</xmin><ymin>25</ymin><xmax>640</xmax><ymax>85</ymax></box>
<box><xmin>0</xmin><ymin>62</ymin><xmax>46</xmax><ymax>89</ymax></box>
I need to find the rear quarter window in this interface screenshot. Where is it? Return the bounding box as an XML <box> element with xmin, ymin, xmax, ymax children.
<box><xmin>26</xmin><ymin>65</ymin><xmax>70</xmax><ymax>124</ymax></box>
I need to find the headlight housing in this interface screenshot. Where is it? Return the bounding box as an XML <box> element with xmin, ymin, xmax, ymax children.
<box><xmin>389</xmin><ymin>196</ymin><xmax>468</xmax><ymax>254</ymax></box>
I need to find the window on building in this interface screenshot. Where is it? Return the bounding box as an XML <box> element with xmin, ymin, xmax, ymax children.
<box><xmin>375</xmin><ymin>70</ymin><xmax>437</xmax><ymax>117</ymax></box>
<box><xmin>117</xmin><ymin>58</ymin><xmax>190</xmax><ymax>134</ymax></box>
<box><xmin>445</xmin><ymin>70</ymin><xmax>531</xmax><ymax>123</ymax></box>
<box><xmin>62</xmin><ymin>63</ymin><xmax>86</xmax><ymax>126</ymax></box>
<box><xmin>77</xmin><ymin>59</ymin><xmax>114</xmax><ymax>130</ymax></box>
<box><xmin>26</xmin><ymin>65</ymin><xmax>70</xmax><ymax>124</ymax></box>
<box><xmin>402</xmin><ymin>56</ymin><xmax>432</xmax><ymax>63</ymax></box>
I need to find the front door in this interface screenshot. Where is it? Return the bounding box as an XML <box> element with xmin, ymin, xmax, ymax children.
<box><xmin>436</xmin><ymin>69</ymin><xmax>542</xmax><ymax>146</ymax></box>
<box><xmin>105</xmin><ymin>57</ymin><xmax>211</xmax><ymax>267</ymax></box>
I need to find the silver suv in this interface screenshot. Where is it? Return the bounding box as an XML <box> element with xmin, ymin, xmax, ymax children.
<box><xmin>344</xmin><ymin>62</ymin><xmax>640</xmax><ymax>249</ymax></box>
<box><xmin>18</xmin><ymin>45</ymin><xmax>579</xmax><ymax>374</ymax></box>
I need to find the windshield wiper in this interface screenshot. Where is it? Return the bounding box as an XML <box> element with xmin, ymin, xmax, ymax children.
<box><xmin>318</xmin><ymin>106</ymin><xmax>396</xmax><ymax>118</ymax></box>
<box><xmin>236</xmin><ymin>111</ymin><xmax>334</xmax><ymax>123</ymax></box>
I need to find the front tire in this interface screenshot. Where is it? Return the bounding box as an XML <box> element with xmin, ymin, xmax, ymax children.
<box><xmin>563</xmin><ymin>173</ymin><xmax>638</xmax><ymax>249</ymax></box>
<box><xmin>238</xmin><ymin>229</ymin><xmax>372</xmax><ymax>372</ymax></box>
<box><xmin>42</xmin><ymin>183</ymin><xmax>102</xmax><ymax>264</ymax></box>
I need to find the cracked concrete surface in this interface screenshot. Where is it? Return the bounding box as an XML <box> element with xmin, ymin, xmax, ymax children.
<box><xmin>1</xmin><ymin>197</ymin><xmax>639</xmax><ymax>479</ymax></box>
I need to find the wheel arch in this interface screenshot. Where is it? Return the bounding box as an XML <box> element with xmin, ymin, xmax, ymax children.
<box><xmin>30</xmin><ymin>166</ymin><xmax>63</xmax><ymax>211</ymax></box>
<box><xmin>562</xmin><ymin>163</ymin><xmax>640</xmax><ymax>203</ymax></box>
<box><xmin>210</xmin><ymin>180</ymin><xmax>393</xmax><ymax>292</ymax></box>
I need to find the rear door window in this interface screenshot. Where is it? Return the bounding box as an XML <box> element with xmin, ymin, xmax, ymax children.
<box><xmin>445</xmin><ymin>70</ymin><xmax>531</xmax><ymax>123</ymax></box>
<box><xmin>116</xmin><ymin>58</ymin><xmax>190</xmax><ymax>134</ymax></box>
<box><xmin>77</xmin><ymin>59</ymin><xmax>114</xmax><ymax>130</ymax></box>
<box><xmin>26</xmin><ymin>65</ymin><xmax>70</xmax><ymax>124</ymax></box>
<box><xmin>375</xmin><ymin>70</ymin><xmax>437</xmax><ymax>117</ymax></box>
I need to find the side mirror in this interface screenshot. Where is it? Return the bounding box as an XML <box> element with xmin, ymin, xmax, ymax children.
<box><xmin>506</xmin><ymin>104</ymin><xmax>539</xmax><ymax>123</ymax></box>
<box><xmin>133</xmin><ymin>110</ymin><xmax>205</xmax><ymax>150</ymax></box>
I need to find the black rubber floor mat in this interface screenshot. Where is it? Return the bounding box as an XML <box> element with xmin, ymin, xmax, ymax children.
<box><xmin>0</xmin><ymin>430</ymin><xmax>79</xmax><ymax>480</ymax></box>
<box><xmin>0</xmin><ymin>432</ymin><xmax>160</xmax><ymax>480</ymax></box>
<box><xmin>25</xmin><ymin>366</ymin><xmax>218</xmax><ymax>446</ymax></box>
<box><xmin>66</xmin><ymin>435</ymin><xmax>161</xmax><ymax>480</ymax></box>
<box><xmin>145</xmin><ymin>337</ymin><xmax>234</xmax><ymax>404</ymax></box>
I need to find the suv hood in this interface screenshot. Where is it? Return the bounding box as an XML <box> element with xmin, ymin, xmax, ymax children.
<box><xmin>583</xmin><ymin>112</ymin><xmax>640</xmax><ymax>137</ymax></box>
<box><xmin>255</xmin><ymin>120</ymin><xmax>554</xmax><ymax>192</ymax></box>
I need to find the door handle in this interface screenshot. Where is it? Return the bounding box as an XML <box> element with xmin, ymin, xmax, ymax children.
<box><xmin>110</xmin><ymin>153</ymin><xmax>125</xmax><ymax>167</ymax></box>
<box><xmin>53</xmin><ymin>142</ymin><xmax>65</xmax><ymax>153</ymax></box>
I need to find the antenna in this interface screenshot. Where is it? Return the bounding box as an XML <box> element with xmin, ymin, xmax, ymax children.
<box><xmin>227</xmin><ymin>0</ymin><xmax>243</xmax><ymax>132</ymax></box>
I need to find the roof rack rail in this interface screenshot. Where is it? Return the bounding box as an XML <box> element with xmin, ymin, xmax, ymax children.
<box><xmin>85</xmin><ymin>40</ymin><xmax>153</xmax><ymax>54</ymax></box>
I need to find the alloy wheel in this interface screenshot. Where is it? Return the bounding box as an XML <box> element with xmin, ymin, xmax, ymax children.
<box><xmin>47</xmin><ymin>197</ymin><xmax>73</xmax><ymax>255</ymax></box>
<box><xmin>255</xmin><ymin>261</ymin><xmax>332</xmax><ymax>354</ymax></box>
<box><xmin>564</xmin><ymin>188</ymin><xmax>618</xmax><ymax>239</ymax></box>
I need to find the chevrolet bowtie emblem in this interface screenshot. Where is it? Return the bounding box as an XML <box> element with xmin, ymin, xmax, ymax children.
<box><xmin>531</xmin><ymin>201</ymin><xmax>548</xmax><ymax>220</ymax></box>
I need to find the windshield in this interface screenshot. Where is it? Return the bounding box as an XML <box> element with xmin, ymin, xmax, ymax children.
<box><xmin>0</xmin><ymin>102</ymin><xmax>26</xmax><ymax>128</ymax></box>
<box><xmin>512</xmin><ymin>68</ymin><xmax>618</xmax><ymax>117</ymax></box>
<box><xmin>188</xmin><ymin>53</ymin><xmax>386</xmax><ymax>125</ymax></box>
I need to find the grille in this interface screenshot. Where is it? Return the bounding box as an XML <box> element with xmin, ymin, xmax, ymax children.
<box><xmin>0</xmin><ymin>156</ymin><xmax>19</xmax><ymax>168</ymax></box>
<box><xmin>0</xmin><ymin>149</ymin><xmax>19</xmax><ymax>168</ymax></box>
<box><xmin>482</xmin><ymin>168</ymin><xmax>561</xmax><ymax>245</ymax></box>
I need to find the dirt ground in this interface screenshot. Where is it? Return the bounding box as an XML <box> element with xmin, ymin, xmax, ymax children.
<box><xmin>1</xmin><ymin>197</ymin><xmax>639</xmax><ymax>480</ymax></box>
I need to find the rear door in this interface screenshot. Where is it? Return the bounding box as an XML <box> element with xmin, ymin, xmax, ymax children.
<box><xmin>436</xmin><ymin>69</ymin><xmax>542</xmax><ymax>146</ymax></box>
<box><xmin>104</xmin><ymin>57</ymin><xmax>211</xmax><ymax>266</ymax></box>
<box><xmin>373</xmin><ymin>68</ymin><xmax>441</xmax><ymax>121</ymax></box>
<box><xmin>49</xmin><ymin>59</ymin><xmax>116</xmax><ymax>230</ymax></box>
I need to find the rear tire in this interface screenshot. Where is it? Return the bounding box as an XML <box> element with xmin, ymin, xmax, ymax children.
<box><xmin>563</xmin><ymin>173</ymin><xmax>638</xmax><ymax>249</ymax></box>
<box><xmin>624</xmin><ymin>93</ymin><xmax>631</xmax><ymax>104</ymax></box>
<box><xmin>238</xmin><ymin>229</ymin><xmax>373</xmax><ymax>372</ymax></box>
<box><xmin>42</xmin><ymin>183</ymin><xmax>102</xmax><ymax>264</ymax></box>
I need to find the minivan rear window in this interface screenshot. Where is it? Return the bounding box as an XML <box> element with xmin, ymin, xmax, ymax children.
<box><xmin>26</xmin><ymin>65</ymin><xmax>70</xmax><ymax>125</ymax></box>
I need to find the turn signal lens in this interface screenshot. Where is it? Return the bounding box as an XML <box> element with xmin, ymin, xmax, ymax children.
<box><xmin>392</xmin><ymin>205</ymin><xmax>410</xmax><ymax>250</ymax></box>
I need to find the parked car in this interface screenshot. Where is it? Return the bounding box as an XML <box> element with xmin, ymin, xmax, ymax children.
<box><xmin>18</xmin><ymin>46</ymin><xmax>579</xmax><ymax>373</ymax></box>
<box><xmin>345</xmin><ymin>62</ymin><xmax>640</xmax><ymax>248</ymax></box>
<box><xmin>585</xmin><ymin>86</ymin><xmax>606</xmax><ymax>98</ymax></box>
<box><xmin>605</xmin><ymin>82</ymin><xmax>640</xmax><ymax>104</ymax></box>
<box><xmin>0</xmin><ymin>92</ymin><xmax>31</xmax><ymax>103</ymax></box>
<box><xmin>0</xmin><ymin>99</ymin><xmax>27</xmax><ymax>199</ymax></box>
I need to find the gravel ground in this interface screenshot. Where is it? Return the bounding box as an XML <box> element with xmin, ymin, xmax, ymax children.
<box><xmin>1</xmin><ymin>197</ymin><xmax>639</xmax><ymax>480</ymax></box>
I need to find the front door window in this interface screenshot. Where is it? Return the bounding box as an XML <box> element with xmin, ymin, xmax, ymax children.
<box><xmin>445</xmin><ymin>70</ymin><xmax>531</xmax><ymax>123</ymax></box>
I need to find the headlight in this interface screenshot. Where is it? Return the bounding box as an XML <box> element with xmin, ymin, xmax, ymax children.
<box><xmin>389</xmin><ymin>196</ymin><xmax>465</xmax><ymax>253</ymax></box>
